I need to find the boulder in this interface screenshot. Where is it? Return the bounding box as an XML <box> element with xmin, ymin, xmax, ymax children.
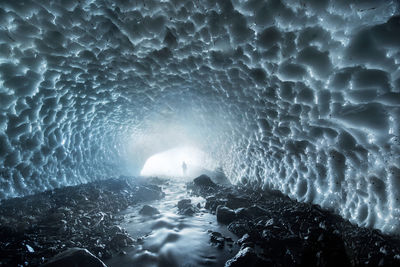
<box><xmin>226</xmin><ymin>195</ymin><xmax>249</xmax><ymax>209</ymax></box>
<box><xmin>216</xmin><ymin>205</ymin><xmax>236</xmax><ymax>225</ymax></box>
<box><xmin>136</xmin><ymin>186</ymin><xmax>165</xmax><ymax>201</ymax></box>
<box><xmin>111</xmin><ymin>233</ymin><xmax>134</xmax><ymax>247</ymax></box>
<box><xmin>193</xmin><ymin>175</ymin><xmax>216</xmax><ymax>187</ymax></box>
<box><xmin>235</xmin><ymin>205</ymin><xmax>268</xmax><ymax>220</ymax></box>
<box><xmin>182</xmin><ymin>206</ymin><xmax>197</xmax><ymax>216</ymax></box>
<box><xmin>42</xmin><ymin>248</ymin><xmax>107</xmax><ymax>267</ymax></box>
<box><xmin>139</xmin><ymin>205</ymin><xmax>160</xmax><ymax>216</ymax></box>
<box><xmin>177</xmin><ymin>199</ymin><xmax>192</xmax><ymax>210</ymax></box>
<box><xmin>177</xmin><ymin>199</ymin><xmax>198</xmax><ymax>216</ymax></box>
<box><xmin>225</xmin><ymin>247</ymin><xmax>268</xmax><ymax>267</ymax></box>
<box><xmin>209</xmin><ymin>231</ymin><xmax>225</xmax><ymax>249</ymax></box>
<box><xmin>227</xmin><ymin>220</ymin><xmax>254</xmax><ymax>237</ymax></box>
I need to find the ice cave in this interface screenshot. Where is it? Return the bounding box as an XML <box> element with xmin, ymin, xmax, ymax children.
<box><xmin>0</xmin><ymin>0</ymin><xmax>400</xmax><ymax>266</ymax></box>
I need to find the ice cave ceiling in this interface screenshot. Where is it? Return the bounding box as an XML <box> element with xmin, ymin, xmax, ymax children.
<box><xmin>0</xmin><ymin>0</ymin><xmax>399</xmax><ymax>233</ymax></box>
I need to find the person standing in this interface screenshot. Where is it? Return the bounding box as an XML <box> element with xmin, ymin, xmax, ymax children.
<box><xmin>182</xmin><ymin>161</ymin><xmax>187</xmax><ymax>176</ymax></box>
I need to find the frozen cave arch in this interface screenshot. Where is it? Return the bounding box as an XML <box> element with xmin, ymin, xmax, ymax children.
<box><xmin>0</xmin><ymin>0</ymin><xmax>400</xmax><ymax>234</ymax></box>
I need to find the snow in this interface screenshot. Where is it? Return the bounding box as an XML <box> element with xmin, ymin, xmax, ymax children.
<box><xmin>0</xmin><ymin>0</ymin><xmax>399</xmax><ymax>234</ymax></box>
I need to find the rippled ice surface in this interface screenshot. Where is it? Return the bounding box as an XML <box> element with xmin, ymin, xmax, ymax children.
<box><xmin>105</xmin><ymin>181</ymin><xmax>238</xmax><ymax>267</ymax></box>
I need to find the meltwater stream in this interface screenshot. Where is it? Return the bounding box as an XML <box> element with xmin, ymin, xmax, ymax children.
<box><xmin>2</xmin><ymin>175</ymin><xmax>400</xmax><ymax>266</ymax></box>
<box><xmin>105</xmin><ymin>179</ymin><xmax>239</xmax><ymax>267</ymax></box>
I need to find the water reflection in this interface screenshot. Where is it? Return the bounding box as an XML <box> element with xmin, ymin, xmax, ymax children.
<box><xmin>105</xmin><ymin>181</ymin><xmax>238</xmax><ymax>267</ymax></box>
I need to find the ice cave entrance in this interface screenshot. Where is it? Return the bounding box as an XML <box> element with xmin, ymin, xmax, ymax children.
<box><xmin>140</xmin><ymin>146</ymin><xmax>215</xmax><ymax>179</ymax></box>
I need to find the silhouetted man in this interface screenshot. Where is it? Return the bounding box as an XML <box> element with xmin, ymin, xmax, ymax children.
<box><xmin>182</xmin><ymin>161</ymin><xmax>187</xmax><ymax>176</ymax></box>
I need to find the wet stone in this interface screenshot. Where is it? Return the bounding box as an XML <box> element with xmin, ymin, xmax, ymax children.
<box><xmin>216</xmin><ymin>205</ymin><xmax>236</xmax><ymax>225</ymax></box>
<box><xmin>177</xmin><ymin>199</ymin><xmax>198</xmax><ymax>216</ymax></box>
<box><xmin>242</xmin><ymin>205</ymin><xmax>268</xmax><ymax>219</ymax></box>
<box><xmin>177</xmin><ymin>199</ymin><xmax>192</xmax><ymax>210</ymax></box>
<box><xmin>187</xmin><ymin>175</ymin><xmax>400</xmax><ymax>267</ymax></box>
<box><xmin>224</xmin><ymin>193</ymin><xmax>249</xmax><ymax>209</ymax></box>
<box><xmin>42</xmin><ymin>247</ymin><xmax>107</xmax><ymax>267</ymax></box>
<box><xmin>109</xmin><ymin>225</ymin><xmax>124</xmax><ymax>235</ymax></box>
<box><xmin>187</xmin><ymin>175</ymin><xmax>221</xmax><ymax>196</ymax></box>
<box><xmin>237</xmin><ymin>233</ymin><xmax>251</xmax><ymax>246</ymax></box>
<box><xmin>111</xmin><ymin>233</ymin><xmax>134</xmax><ymax>248</ymax></box>
<box><xmin>136</xmin><ymin>185</ymin><xmax>165</xmax><ymax>202</ymax></box>
<box><xmin>205</xmin><ymin>196</ymin><xmax>224</xmax><ymax>212</ymax></box>
<box><xmin>225</xmin><ymin>247</ymin><xmax>269</xmax><ymax>267</ymax></box>
<box><xmin>228</xmin><ymin>220</ymin><xmax>254</xmax><ymax>238</ymax></box>
<box><xmin>139</xmin><ymin>205</ymin><xmax>160</xmax><ymax>216</ymax></box>
<box><xmin>182</xmin><ymin>206</ymin><xmax>198</xmax><ymax>216</ymax></box>
<box><xmin>209</xmin><ymin>231</ymin><xmax>225</xmax><ymax>249</ymax></box>
<box><xmin>2</xmin><ymin>174</ymin><xmax>400</xmax><ymax>267</ymax></box>
<box><xmin>0</xmin><ymin>177</ymin><xmax>164</xmax><ymax>265</ymax></box>
<box><xmin>193</xmin><ymin>175</ymin><xmax>216</xmax><ymax>187</ymax></box>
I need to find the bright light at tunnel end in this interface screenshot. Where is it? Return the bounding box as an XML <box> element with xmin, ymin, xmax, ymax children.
<box><xmin>140</xmin><ymin>146</ymin><xmax>215</xmax><ymax>179</ymax></box>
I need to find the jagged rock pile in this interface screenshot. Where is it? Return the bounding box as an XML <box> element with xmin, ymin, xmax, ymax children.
<box><xmin>189</xmin><ymin>175</ymin><xmax>400</xmax><ymax>267</ymax></box>
<box><xmin>0</xmin><ymin>177</ymin><xmax>164</xmax><ymax>266</ymax></box>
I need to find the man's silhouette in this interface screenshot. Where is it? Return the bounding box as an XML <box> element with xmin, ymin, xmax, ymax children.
<box><xmin>182</xmin><ymin>161</ymin><xmax>187</xmax><ymax>176</ymax></box>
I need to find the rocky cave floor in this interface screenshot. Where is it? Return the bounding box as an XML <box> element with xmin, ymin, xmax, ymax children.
<box><xmin>1</xmin><ymin>175</ymin><xmax>400</xmax><ymax>267</ymax></box>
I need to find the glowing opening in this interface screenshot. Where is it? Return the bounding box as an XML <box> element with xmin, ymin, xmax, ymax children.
<box><xmin>140</xmin><ymin>146</ymin><xmax>215</xmax><ymax>178</ymax></box>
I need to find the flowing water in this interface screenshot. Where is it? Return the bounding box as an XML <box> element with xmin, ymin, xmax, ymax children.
<box><xmin>105</xmin><ymin>180</ymin><xmax>239</xmax><ymax>267</ymax></box>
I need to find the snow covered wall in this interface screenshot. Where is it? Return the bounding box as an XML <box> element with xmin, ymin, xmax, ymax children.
<box><xmin>0</xmin><ymin>0</ymin><xmax>400</xmax><ymax>233</ymax></box>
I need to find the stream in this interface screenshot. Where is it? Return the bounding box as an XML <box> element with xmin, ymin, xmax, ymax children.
<box><xmin>105</xmin><ymin>179</ymin><xmax>239</xmax><ymax>267</ymax></box>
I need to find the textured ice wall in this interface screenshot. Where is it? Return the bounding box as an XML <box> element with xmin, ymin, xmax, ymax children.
<box><xmin>0</xmin><ymin>0</ymin><xmax>400</xmax><ymax>233</ymax></box>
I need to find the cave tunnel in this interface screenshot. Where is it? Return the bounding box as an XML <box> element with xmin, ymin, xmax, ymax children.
<box><xmin>0</xmin><ymin>0</ymin><xmax>400</xmax><ymax>266</ymax></box>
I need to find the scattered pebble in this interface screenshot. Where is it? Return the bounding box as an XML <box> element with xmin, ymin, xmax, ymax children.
<box><xmin>189</xmin><ymin>175</ymin><xmax>400</xmax><ymax>267</ymax></box>
<box><xmin>0</xmin><ymin>178</ymin><xmax>164</xmax><ymax>266</ymax></box>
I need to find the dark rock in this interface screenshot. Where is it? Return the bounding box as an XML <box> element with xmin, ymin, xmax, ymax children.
<box><xmin>102</xmin><ymin>249</ymin><xmax>112</xmax><ymax>259</ymax></box>
<box><xmin>216</xmin><ymin>205</ymin><xmax>236</xmax><ymax>225</ymax></box>
<box><xmin>235</xmin><ymin>208</ymin><xmax>251</xmax><ymax>220</ymax></box>
<box><xmin>228</xmin><ymin>220</ymin><xmax>254</xmax><ymax>237</ymax></box>
<box><xmin>111</xmin><ymin>233</ymin><xmax>134</xmax><ymax>248</ymax></box>
<box><xmin>303</xmin><ymin>230</ymin><xmax>351</xmax><ymax>267</ymax></box>
<box><xmin>265</xmin><ymin>218</ymin><xmax>274</xmax><ymax>227</ymax></box>
<box><xmin>209</xmin><ymin>231</ymin><xmax>225</xmax><ymax>249</ymax></box>
<box><xmin>236</xmin><ymin>205</ymin><xmax>268</xmax><ymax>220</ymax></box>
<box><xmin>226</xmin><ymin>195</ymin><xmax>249</xmax><ymax>209</ymax></box>
<box><xmin>3</xmin><ymin>176</ymin><xmax>400</xmax><ymax>267</ymax></box>
<box><xmin>177</xmin><ymin>199</ymin><xmax>192</xmax><ymax>210</ymax></box>
<box><xmin>139</xmin><ymin>205</ymin><xmax>160</xmax><ymax>216</ymax></box>
<box><xmin>246</xmin><ymin>205</ymin><xmax>268</xmax><ymax>218</ymax></box>
<box><xmin>209</xmin><ymin>231</ymin><xmax>222</xmax><ymax>238</ymax></box>
<box><xmin>205</xmin><ymin>196</ymin><xmax>224</xmax><ymax>212</ymax></box>
<box><xmin>103</xmin><ymin>178</ymin><xmax>131</xmax><ymax>192</ymax></box>
<box><xmin>182</xmin><ymin>206</ymin><xmax>197</xmax><ymax>216</ymax></box>
<box><xmin>236</xmin><ymin>233</ymin><xmax>255</xmax><ymax>250</ymax></box>
<box><xmin>187</xmin><ymin>175</ymin><xmax>223</xmax><ymax>196</ymax></box>
<box><xmin>225</xmin><ymin>247</ymin><xmax>268</xmax><ymax>267</ymax></box>
<box><xmin>177</xmin><ymin>199</ymin><xmax>198</xmax><ymax>216</ymax></box>
<box><xmin>109</xmin><ymin>225</ymin><xmax>124</xmax><ymax>235</ymax></box>
<box><xmin>136</xmin><ymin>186</ymin><xmax>165</xmax><ymax>202</ymax></box>
<box><xmin>0</xmin><ymin>178</ymin><xmax>166</xmax><ymax>265</ymax></box>
<box><xmin>42</xmin><ymin>248</ymin><xmax>107</xmax><ymax>267</ymax></box>
<box><xmin>237</xmin><ymin>233</ymin><xmax>251</xmax><ymax>246</ymax></box>
<box><xmin>193</xmin><ymin>175</ymin><xmax>216</xmax><ymax>187</ymax></box>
